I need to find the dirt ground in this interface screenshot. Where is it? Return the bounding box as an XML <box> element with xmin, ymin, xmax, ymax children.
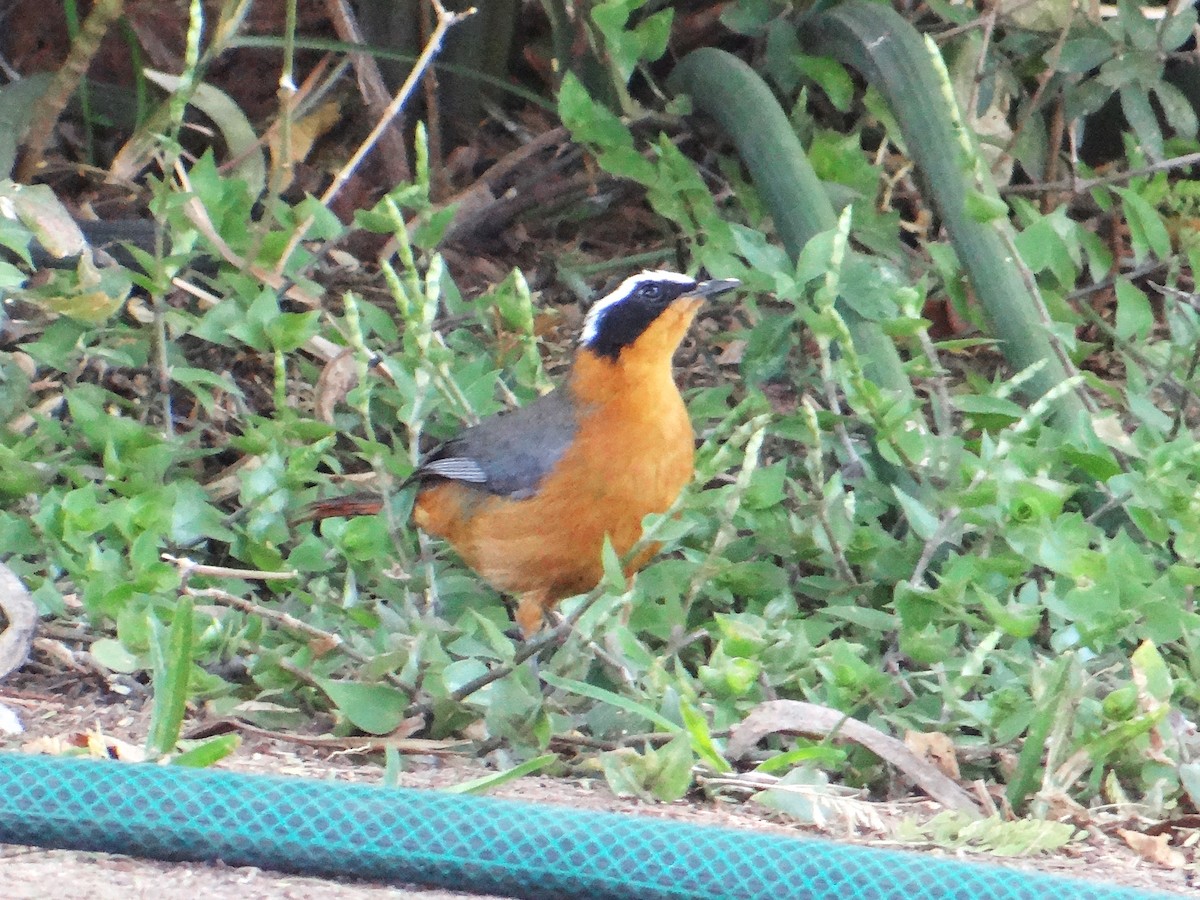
<box><xmin>0</xmin><ymin>669</ymin><xmax>1196</xmax><ymax>899</ymax></box>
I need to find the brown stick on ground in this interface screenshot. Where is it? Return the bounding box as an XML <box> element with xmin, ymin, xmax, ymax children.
<box><xmin>727</xmin><ymin>699</ymin><xmax>982</xmax><ymax>815</ymax></box>
<box><xmin>15</xmin><ymin>0</ymin><xmax>127</xmax><ymax>182</ymax></box>
<box><xmin>323</xmin><ymin>0</ymin><xmax>410</xmax><ymax>184</ymax></box>
<box><xmin>0</xmin><ymin>561</ymin><xmax>37</xmax><ymax>680</ymax></box>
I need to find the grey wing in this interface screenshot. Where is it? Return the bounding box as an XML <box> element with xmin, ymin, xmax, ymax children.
<box><xmin>415</xmin><ymin>389</ymin><xmax>580</xmax><ymax>499</ymax></box>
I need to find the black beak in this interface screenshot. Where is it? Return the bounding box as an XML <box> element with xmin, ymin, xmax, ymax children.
<box><xmin>692</xmin><ymin>278</ymin><xmax>740</xmax><ymax>299</ymax></box>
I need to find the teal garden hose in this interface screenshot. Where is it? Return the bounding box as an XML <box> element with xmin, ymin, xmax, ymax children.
<box><xmin>0</xmin><ymin>754</ymin><xmax>1174</xmax><ymax>899</ymax></box>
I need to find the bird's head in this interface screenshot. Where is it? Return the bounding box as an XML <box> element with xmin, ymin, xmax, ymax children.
<box><xmin>579</xmin><ymin>270</ymin><xmax>740</xmax><ymax>362</ymax></box>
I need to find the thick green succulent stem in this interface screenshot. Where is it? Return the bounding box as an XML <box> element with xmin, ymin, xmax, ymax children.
<box><xmin>800</xmin><ymin>0</ymin><xmax>1093</xmax><ymax>438</ymax></box>
<box><xmin>669</xmin><ymin>48</ymin><xmax>912</xmax><ymax>398</ymax></box>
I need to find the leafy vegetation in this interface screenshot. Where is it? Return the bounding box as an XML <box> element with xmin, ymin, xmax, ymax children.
<box><xmin>3</xmin><ymin>0</ymin><xmax>1200</xmax><ymax>842</ymax></box>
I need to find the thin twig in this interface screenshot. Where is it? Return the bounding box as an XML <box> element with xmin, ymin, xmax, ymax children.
<box><xmin>163</xmin><ymin>554</ymin><xmax>416</xmax><ymax>697</ymax></box>
<box><xmin>799</xmin><ymin>397</ymin><xmax>858</xmax><ymax>586</ymax></box>
<box><xmin>319</xmin><ymin>0</ymin><xmax>467</xmax><ymax>206</ymax></box>
<box><xmin>913</xmin><ymin>327</ymin><xmax>954</xmax><ymax>439</ymax></box>
<box><xmin>1003</xmin><ymin>151</ymin><xmax>1200</xmax><ymax>196</ymax></box>
<box><xmin>323</xmin><ymin>0</ymin><xmax>409</xmax><ymax>182</ymax></box>
<box><xmin>442</xmin><ymin>609</ymin><xmax>573</xmax><ymax>705</ymax></box>
<box><xmin>15</xmin><ymin>0</ymin><xmax>126</xmax><ymax>181</ymax></box>
<box><xmin>1041</xmin><ymin>93</ymin><xmax>1066</xmax><ymax>214</ymax></box>
<box><xmin>909</xmin><ymin>508</ymin><xmax>962</xmax><ymax>587</ymax></box>
<box><xmin>995</xmin><ymin>226</ymin><xmax>1107</xmax><ymax>424</ymax></box>
<box><xmin>163</xmin><ymin>554</ymin><xmax>298</xmax><ymax>581</ymax></box>
<box><xmin>195</xmin><ymin>716</ymin><xmax>462</xmax><ymax>753</ymax></box>
<box><xmin>965</xmin><ymin>3</ymin><xmax>999</xmax><ymax>146</ymax></box>
<box><xmin>990</xmin><ymin>18</ymin><xmax>1072</xmax><ymax>181</ymax></box>
<box><xmin>274</xmin><ymin>0</ymin><xmax>474</xmax><ymax>277</ymax></box>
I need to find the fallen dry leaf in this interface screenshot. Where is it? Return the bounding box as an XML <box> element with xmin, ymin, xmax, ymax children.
<box><xmin>314</xmin><ymin>348</ymin><xmax>361</xmax><ymax>423</ymax></box>
<box><xmin>905</xmin><ymin>730</ymin><xmax>961</xmax><ymax>780</ymax></box>
<box><xmin>22</xmin><ymin>728</ymin><xmax>146</xmax><ymax>762</ymax></box>
<box><xmin>716</xmin><ymin>339</ymin><xmax>746</xmax><ymax>366</ymax></box>
<box><xmin>1117</xmin><ymin>828</ymin><xmax>1186</xmax><ymax>869</ymax></box>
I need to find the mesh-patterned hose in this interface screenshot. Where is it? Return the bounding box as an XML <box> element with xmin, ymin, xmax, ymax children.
<box><xmin>0</xmin><ymin>753</ymin><xmax>1172</xmax><ymax>899</ymax></box>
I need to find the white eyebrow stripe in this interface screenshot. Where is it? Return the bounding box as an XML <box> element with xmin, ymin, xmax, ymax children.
<box><xmin>580</xmin><ymin>270</ymin><xmax>697</xmax><ymax>345</ymax></box>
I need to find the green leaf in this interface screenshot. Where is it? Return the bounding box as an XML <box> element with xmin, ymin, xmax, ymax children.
<box><xmin>413</xmin><ymin>205</ymin><xmax>457</xmax><ymax>249</ymax></box>
<box><xmin>0</xmin><ymin>74</ymin><xmax>53</xmax><ymax>176</ymax></box>
<box><xmin>265</xmin><ymin>310</ymin><xmax>320</xmax><ymax>352</ymax></box>
<box><xmin>698</xmin><ymin>648</ymin><xmax>762</xmax><ymax>698</ymax></box>
<box><xmin>1181</xmin><ymin>762</ymin><xmax>1200</xmax><ymax>810</ymax></box>
<box><xmin>650</xmin><ymin>732</ymin><xmax>695</xmax><ymax>801</ymax></box>
<box><xmin>679</xmin><ymin>698</ymin><xmax>731</xmax><ymax>773</ymax></box>
<box><xmin>1130</xmin><ymin>640</ymin><xmax>1172</xmax><ymax>702</ymax></box>
<box><xmin>1160</xmin><ymin>6</ymin><xmax>1199</xmax><ymax>51</ymax></box>
<box><xmin>591</xmin><ymin>1</ymin><xmax>673</xmax><ymax>84</ymax></box>
<box><xmin>1113</xmin><ymin>187</ymin><xmax>1171</xmax><ymax>262</ymax></box>
<box><xmin>796</xmin><ymin>54</ymin><xmax>854</xmax><ymax>112</ymax></box>
<box><xmin>599</xmin><ymin>534</ymin><xmax>626</xmax><ymax>593</ymax></box>
<box><xmin>0</xmin><ymin>181</ymin><xmax>85</xmax><ymax>257</ymax></box>
<box><xmin>540</xmin><ymin>672</ymin><xmax>680</xmax><ymax>732</ymax></box>
<box><xmin>1097</xmin><ymin>51</ymin><xmax>1162</xmax><ymax>89</ymax></box>
<box><xmin>1152</xmin><ymin>81</ymin><xmax>1198</xmax><ymax>142</ymax></box>
<box><xmin>0</xmin><ymin>217</ymin><xmax>32</xmax><ymax>266</ymax></box>
<box><xmin>145</xmin><ymin>598</ymin><xmax>194</xmax><ymax>758</ymax></box>
<box><xmin>976</xmin><ymin>591</ymin><xmax>1040</xmax><ymax>639</ymax></box>
<box><xmin>1056</xmin><ymin>38</ymin><xmax>1115</xmax><ymax>74</ymax></box>
<box><xmin>818</xmin><ymin>605</ymin><xmax>896</xmax><ymax>631</ymax></box>
<box><xmin>1006</xmin><ymin>656</ymin><xmax>1073</xmax><ymax>809</ymax></box>
<box><xmin>602</xmin><ymin>735</ymin><xmax>695</xmax><ymax>802</ymax></box>
<box><xmin>754</xmin><ymin>745</ymin><xmax>847</xmax><ymax>773</ymax></box>
<box><xmin>1119</xmin><ymin>87</ymin><xmax>1164</xmax><ymax>162</ymax></box>
<box><xmin>751</xmin><ymin>768</ymin><xmax>842</xmax><ymax>825</ymax></box>
<box><xmin>720</xmin><ymin>0</ymin><xmax>779</xmax><ymax>35</ymax></box>
<box><xmin>557</xmin><ymin>74</ymin><xmax>654</xmax><ymax>183</ymax></box>
<box><xmin>952</xmin><ymin>394</ymin><xmax>1025</xmax><ymax>420</ymax></box>
<box><xmin>172</xmin><ymin>733</ymin><xmax>240</xmax><ymax>768</ymax></box>
<box><xmin>714</xmin><ymin>560</ymin><xmax>788</xmax><ymax>601</ymax></box>
<box><xmin>314</xmin><ymin>678</ymin><xmax>407</xmax><ymax>735</ymax></box>
<box><xmin>1117</xmin><ymin>0</ymin><xmax>1159</xmax><ymax>51</ymax></box>
<box><xmin>91</xmin><ymin>637</ymin><xmax>141</xmax><ymax>673</ymax></box>
<box><xmin>441</xmin><ymin>659</ymin><xmax>489</xmax><ymax>696</ymax></box>
<box><xmin>1114</xmin><ymin>278</ymin><xmax>1152</xmax><ymax>341</ymax></box>
<box><xmin>892</xmin><ymin>486</ymin><xmax>940</xmax><ymax>540</ymax></box>
<box><xmin>443</xmin><ymin>754</ymin><xmax>558</xmax><ymax>794</ymax></box>
<box><xmin>964</xmin><ymin>190</ymin><xmax>1009</xmax><ymax>223</ymax></box>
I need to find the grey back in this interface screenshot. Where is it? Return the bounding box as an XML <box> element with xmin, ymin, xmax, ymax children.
<box><xmin>416</xmin><ymin>389</ymin><xmax>581</xmax><ymax>500</ymax></box>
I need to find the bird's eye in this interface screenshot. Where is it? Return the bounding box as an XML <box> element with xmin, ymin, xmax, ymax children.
<box><xmin>638</xmin><ymin>283</ymin><xmax>663</xmax><ymax>300</ymax></box>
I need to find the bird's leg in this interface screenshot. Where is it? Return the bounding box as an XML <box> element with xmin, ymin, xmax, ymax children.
<box><xmin>515</xmin><ymin>589</ymin><xmax>550</xmax><ymax>638</ymax></box>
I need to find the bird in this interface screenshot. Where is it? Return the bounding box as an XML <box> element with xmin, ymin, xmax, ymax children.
<box><xmin>304</xmin><ymin>270</ymin><xmax>739</xmax><ymax>635</ymax></box>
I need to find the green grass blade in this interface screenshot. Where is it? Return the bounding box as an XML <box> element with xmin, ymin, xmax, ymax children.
<box><xmin>541</xmin><ymin>672</ymin><xmax>680</xmax><ymax>733</ymax></box>
<box><xmin>442</xmin><ymin>754</ymin><xmax>558</xmax><ymax>795</ymax></box>
<box><xmin>1006</xmin><ymin>656</ymin><xmax>1073</xmax><ymax>810</ymax></box>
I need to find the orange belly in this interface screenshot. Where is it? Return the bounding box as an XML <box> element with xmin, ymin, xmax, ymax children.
<box><xmin>412</xmin><ymin>393</ymin><xmax>694</xmax><ymax>634</ymax></box>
